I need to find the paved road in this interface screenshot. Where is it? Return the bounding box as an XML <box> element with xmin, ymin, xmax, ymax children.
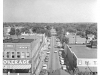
<box><xmin>48</xmin><ymin>36</ymin><xmax>53</xmax><ymax>73</ymax></box>
<box><xmin>48</xmin><ymin>27</ymin><xmax>70</xmax><ymax>75</ymax></box>
<box><xmin>52</xmin><ymin>36</ymin><xmax>61</xmax><ymax>71</ymax></box>
<box><xmin>47</xmin><ymin>36</ymin><xmax>61</xmax><ymax>75</ymax></box>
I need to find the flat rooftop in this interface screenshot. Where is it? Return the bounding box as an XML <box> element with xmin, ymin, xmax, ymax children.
<box><xmin>3</xmin><ymin>39</ymin><xmax>34</xmax><ymax>43</ymax></box>
<box><xmin>69</xmin><ymin>45</ymin><xmax>97</xmax><ymax>58</ymax></box>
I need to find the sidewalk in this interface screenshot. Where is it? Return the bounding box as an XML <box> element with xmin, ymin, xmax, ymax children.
<box><xmin>35</xmin><ymin>51</ymin><xmax>47</xmax><ymax>75</ymax></box>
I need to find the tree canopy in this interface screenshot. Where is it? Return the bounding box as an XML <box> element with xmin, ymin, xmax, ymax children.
<box><xmin>9</xmin><ymin>28</ymin><xmax>15</xmax><ymax>35</ymax></box>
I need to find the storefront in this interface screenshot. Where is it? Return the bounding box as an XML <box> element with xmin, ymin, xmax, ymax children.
<box><xmin>3</xmin><ymin>59</ymin><xmax>31</xmax><ymax>73</ymax></box>
<box><xmin>77</xmin><ymin>58</ymin><xmax>97</xmax><ymax>73</ymax></box>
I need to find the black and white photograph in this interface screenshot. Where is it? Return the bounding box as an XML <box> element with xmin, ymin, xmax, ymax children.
<box><xmin>3</xmin><ymin>0</ymin><xmax>97</xmax><ymax>75</ymax></box>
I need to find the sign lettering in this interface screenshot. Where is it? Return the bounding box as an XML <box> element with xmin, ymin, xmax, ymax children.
<box><xmin>77</xmin><ymin>59</ymin><xmax>97</xmax><ymax>67</ymax></box>
<box><xmin>85</xmin><ymin>61</ymin><xmax>89</xmax><ymax>65</ymax></box>
<box><xmin>3</xmin><ymin>60</ymin><xmax>30</xmax><ymax>65</ymax></box>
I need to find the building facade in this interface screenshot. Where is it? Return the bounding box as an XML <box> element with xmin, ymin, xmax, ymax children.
<box><xmin>3</xmin><ymin>38</ymin><xmax>44</xmax><ymax>75</ymax></box>
<box><xmin>63</xmin><ymin>44</ymin><xmax>97</xmax><ymax>74</ymax></box>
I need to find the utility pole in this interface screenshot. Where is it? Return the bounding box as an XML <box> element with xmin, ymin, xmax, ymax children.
<box><xmin>75</xmin><ymin>30</ymin><xmax>77</xmax><ymax>44</ymax></box>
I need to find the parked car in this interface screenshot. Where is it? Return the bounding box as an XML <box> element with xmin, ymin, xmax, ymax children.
<box><xmin>47</xmin><ymin>51</ymin><xmax>50</xmax><ymax>54</ymax></box>
<box><xmin>62</xmin><ymin>65</ymin><xmax>67</xmax><ymax>70</ymax></box>
<box><xmin>48</xmin><ymin>46</ymin><xmax>51</xmax><ymax>49</ymax></box>
<box><xmin>54</xmin><ymin>51</ymin><xmax>57</xmax><ymax>53</ymax></box>
<box><xmin>60</xmin><ymin>59</ymin><xmax>64</xmax><ymax>65</ymax></box>
<box><xmin>39</xmin><ymin>69</ymin><xmax>46</xmax><ymax>75</ymax></box>
<box><xmin>44</xmin><ymin>56</ymin><xmax>49</xmax><ymax>62</ymax></box>
<box><xmin>59</xmin><ymin>57</ymin><xmax>64</xmax><ymax>60</ymax></box>
<box><xmin>42</xmin><ymin>64</ymin><xmax>47</xmax><ymax>69</ymax></box>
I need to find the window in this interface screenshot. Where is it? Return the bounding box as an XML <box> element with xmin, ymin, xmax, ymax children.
<box><xmin>12</xmin><ymin>55</ymin><xmax>15</xmax><ymax>58</ymax></box>
<box><xmin>12</xmin><ymin>52</ymin><xmax>14</xmax><ymax>54</ymax></box>
<box><xmin>17</xmin><ymin>55</ymin><xmax>20</xmax><ymax>58</ymax></box>
<box><xmin>19</xmin><ymin>46</ymin><xmax>27</xmax><ymax>49</ymax></box>
<box><xmin>26</xmin><ymin>52</ymin><xmax>30</xmax><ymax>58</ymax></box>
<box><xmin>3</xmin><ymin>52</ymin><xmax>4</xmax><ymax>58</ymax></box>
<box><xmin>21</xmin><ymin>52</ymin><xmax>25</xmax><ymax>58</ymax></box>
<box><xmin>7</xmin><ymin>52</ymin><xmax>10</xmax><ymax>54</ymax></box>
<box><xmin>78</xmin><ymin>60</ymin><xmax>82</xmax><ymax>65</ymax></box>
<box><xmin>11</xmin><ymin>52</ymin><xmax>15</xmax><ymax>58</ymax></box>
<box><xmin>17</xmin><ymin>52</ymin><xmax>20</xmax><ymax>58</ymax></box>
<box><xmin>17</xmin><ymin>52</ymin><xmax>20</xmax><ymax>54</ymax></box>
<box><xmin>6</xmin><ymin>52</ymin><xmax>10</xmax><ymax>58</ymax></box>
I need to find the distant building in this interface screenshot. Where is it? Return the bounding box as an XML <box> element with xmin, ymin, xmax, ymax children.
<box><xmin>3</xmin><ymin>27</ymin><xmax>11</xmax><ymax>35</ymax></box>
<box><xmin>3</xmin><ymin>26</ymin><xmax>24</xmax><ymax>39</ymax></box>
<box><xmin>65</xmin><ymin>34</ymin><xmax>86</xmax><ymax>44</ymax></box>
<box><xmin>87</xmin><ymin>34</ymin><xmax>95</xmax><ymax>40</ymax></box>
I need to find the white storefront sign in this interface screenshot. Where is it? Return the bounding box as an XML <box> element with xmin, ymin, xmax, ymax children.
<box><xmin>3</xmin><ymin>60</ymin><xmax>30</xmax><ymax>65</ymax></box>
<box><xmin>77</xmin><ymin>59</ymin><xmax>97</xmax><ymax>67</ymax></box>
<box><xmin>3</xmin><ymin>60</ymin><xmax>31</xmax><ymax>69</ymax></box>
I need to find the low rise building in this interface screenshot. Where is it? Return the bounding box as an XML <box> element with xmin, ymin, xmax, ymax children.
<box><xmin>65</xmin><ymin>34</ymin><xmax>86</xmax><ymax>44</ymax></box>
<box><xmin>63</xmin><ymin>44</ymin><xmax>97</xmax><ymax>74</ymax></box>
<box><xmin>3</xmin><ymin>38</ymin><xmax>44</xmax><ymax>75</ymax></box>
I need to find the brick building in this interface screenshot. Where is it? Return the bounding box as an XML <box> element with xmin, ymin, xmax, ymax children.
<box><xmin>3</xmin><ymin>38</ymin><xmax>44</xmax><ymax>75</ymax></box>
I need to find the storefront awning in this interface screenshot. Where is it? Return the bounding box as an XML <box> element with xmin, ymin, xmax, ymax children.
<box><xmin>3</xmin><ymin>65</ymin><xmax>31</xmax><ymax>69</ymax></box>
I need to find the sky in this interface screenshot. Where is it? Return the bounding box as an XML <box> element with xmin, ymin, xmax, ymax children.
<box><xmin>3</xmin><ymin>0</ymin><xmax>97</xmax><ymax>23</ymax></box>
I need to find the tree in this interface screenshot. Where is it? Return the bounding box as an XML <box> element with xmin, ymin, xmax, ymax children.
<box><xmin>16</xmin><ymin>29</ymin><xmax>21</xmax><ymax>38</ymax></box>
<box><xmin>21</xmin><ymin>27</ymin><xmax>30</xmax><ymax>33</ymax></box>
<box><xmin>9</xmin><ymin>28</ymin><xmax>15</xmax><ymax>35</ymax></box>
<box><xmin>67</xmin><ymin>27</ymin><xmax>76</xmax><ymax>33</ymax></box>
<box><xmin>45</xmin><ymin>30</ymin><xmax>51</xmax><ymax>37</ymax></box>
<box><xmin>76</xmin><ymin>24</ymin><xmax>87</xmax><ymax>31</ymax></box>
<box><xmin>61</xmin><ymin>36</ymin><xmax>69</xmax><ymax>44</ymax></box>
<box><xmin>76</xmin><ymin>31</ymin><xmax>85</xmax><ymax>37</ymax></box>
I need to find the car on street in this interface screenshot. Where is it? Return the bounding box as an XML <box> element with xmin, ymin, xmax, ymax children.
<box><xmin>59</xmin><ymin>57</ymin><xmax>64</xmax><ymax>60</ymax></box>
<box><xmin>44</xmin><ymin>56</ymin><xmax>49</xmax><ymax>62</ymax></box>
<box><xmin>60</xmin><ymin>59</ymin><xmax>64</xmax><ymax>65</ymax></box>
<box><xmin>44</xmin><ymin>59</ymin><xmax>48</xmax><ymax>62</ymax></box>
<box><xmin>60</xmin><ymin>48</ymin><xmax>64</xmax><ymax>51</ymax></box>
<box><xmin>54</xmin><ymin>51</ymin><xmax>57</xmax><ymax>53</ymax></box>
<box><xmin>39</xmin><ymin>69</ymin><xmax>47</xmax><ymax>75</ymax></box>
<box><xmin>62</xmin><ymin>65</ymin><xmax>67</xmax><ymax>70</ymax></box>
<box><xmin>48</xmin><ymin>46</ymin><xmax>51</xmax><ymax>49</ymax></box>
<box><xmin>59</xmin><ymin>51</ymin><xmax>62</xmax><ymax>55</ymax></box>
<box><xmin>42</xmin><ymin>64</ymin><xmax>47</xmax><ymax>69</ymax></box>
<box><xmin>47</xmin><ymin>51</ymin><xmax>50</xmax><ymax>54</ymax></box>
<box><xmin>60</xmin><ymin>61</ymin><xmax>64</xmax><ymax>65</ymax></box>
